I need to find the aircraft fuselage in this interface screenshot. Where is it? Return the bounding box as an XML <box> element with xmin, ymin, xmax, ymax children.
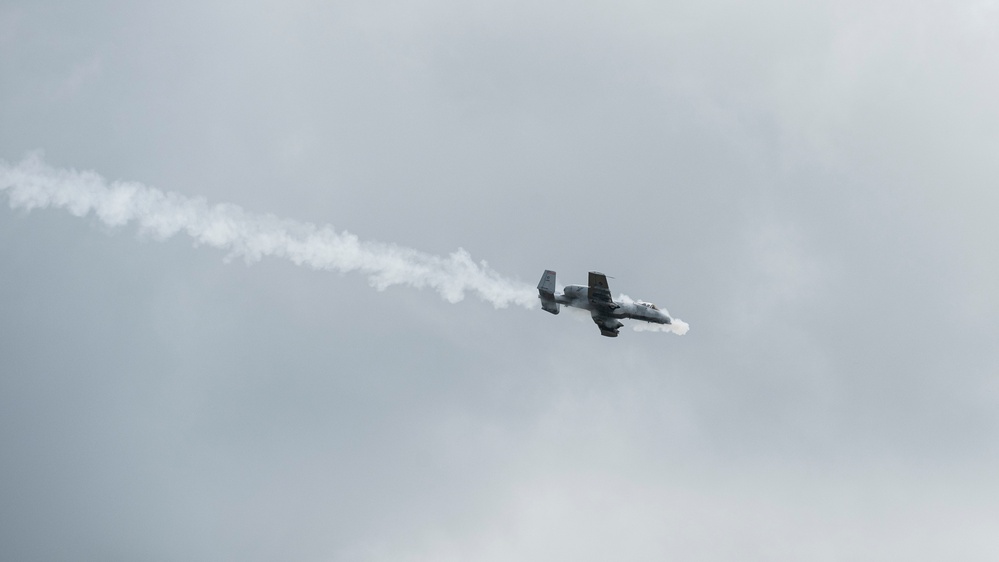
<box><xmin>557</xmin><ymin>285</ymin><xmax>671</xmax><ymax>323</ymax></box>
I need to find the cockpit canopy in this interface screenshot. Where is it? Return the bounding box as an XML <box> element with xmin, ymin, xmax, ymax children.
<box><xmin>636</xmin><ymin>301</ymin><xmax>659</xmax><ymax>310</ymax></box>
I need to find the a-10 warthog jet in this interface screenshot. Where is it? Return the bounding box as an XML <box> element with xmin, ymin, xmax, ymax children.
<box><xmin>537</xmin><ymin>270</ymin><xmax>673</xmax><ymax>337</ymax></box>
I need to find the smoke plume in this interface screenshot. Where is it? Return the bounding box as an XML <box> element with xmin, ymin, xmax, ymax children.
<box><xmin>618</xmin><ymin>294</ymin><xmax>690</xmax><ymax>335</ymax></box>
<box><xmin>0</xmin><ymin>154</ymin><xmax>536</xmax><ymax>308</ymax></box>
<box><xmin>1</xmin><ymin>154</ymin><xmax>688</xmax><ymax>334</ymax></box>
<box><xmin>633</xmin><ymin>320</ymin><xmax>690</xmax><ymax>336</ymax></box>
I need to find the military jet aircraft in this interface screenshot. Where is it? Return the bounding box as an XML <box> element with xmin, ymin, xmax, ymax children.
<box><xmin>537</xmin><ymin>270</ymin><xmax>673</xmax><ymax>337</ymax></box>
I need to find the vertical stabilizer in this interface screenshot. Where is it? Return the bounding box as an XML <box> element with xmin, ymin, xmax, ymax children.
<box><xmin>538</xmin><ymin>270</ymin><xmax>559</xmax><ymax>314</ymax></box>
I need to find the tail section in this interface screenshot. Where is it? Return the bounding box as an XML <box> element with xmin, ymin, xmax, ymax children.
<box><xmin>538</xmin><ymin>270</ymin><xmax>559</xmax><ymax>314</ymax></box>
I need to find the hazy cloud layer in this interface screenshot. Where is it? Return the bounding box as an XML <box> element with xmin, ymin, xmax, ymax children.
<box><xmin>2</xmin><ymin>0</ymin><xmax>998</xmax><ymax>560</ymax></box>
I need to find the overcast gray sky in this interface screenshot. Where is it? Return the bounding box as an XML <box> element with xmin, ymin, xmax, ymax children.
<box><xmin>2</xmin><ymin>0</ymin><xmax>998</xmax><ymax>560</ymax></box>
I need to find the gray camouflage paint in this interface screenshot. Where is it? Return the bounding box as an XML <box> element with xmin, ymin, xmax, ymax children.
<box><xmin>538</xmin><ymin>269</ymin><xmax>671</xmax><ymax>336</ymax></box>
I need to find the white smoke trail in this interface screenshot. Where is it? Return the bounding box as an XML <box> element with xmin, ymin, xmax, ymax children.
<box><xmin>617</xmin><ymin>294</ymin><xmax>690</xmax><ymax>336</ymax></box>
<box><xmin>633</xmin><ymin>320</ymin><xmax>690</xmax><ymax>336</ymax></box>
<box><xmin>0</xmin><ymin>154</ymin><xmax>536</xmax><ymax>308</ymax></box>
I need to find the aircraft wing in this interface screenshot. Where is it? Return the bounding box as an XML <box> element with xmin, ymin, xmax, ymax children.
<box><xmin>587</xmin><ymin>271</ymin><xmax>615</xmax><ymax>308</ymax></box>
<box><xmin>591</xmin><ymin>310</ymin><xmax>623</xmax><ymax>337</ymax></box>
